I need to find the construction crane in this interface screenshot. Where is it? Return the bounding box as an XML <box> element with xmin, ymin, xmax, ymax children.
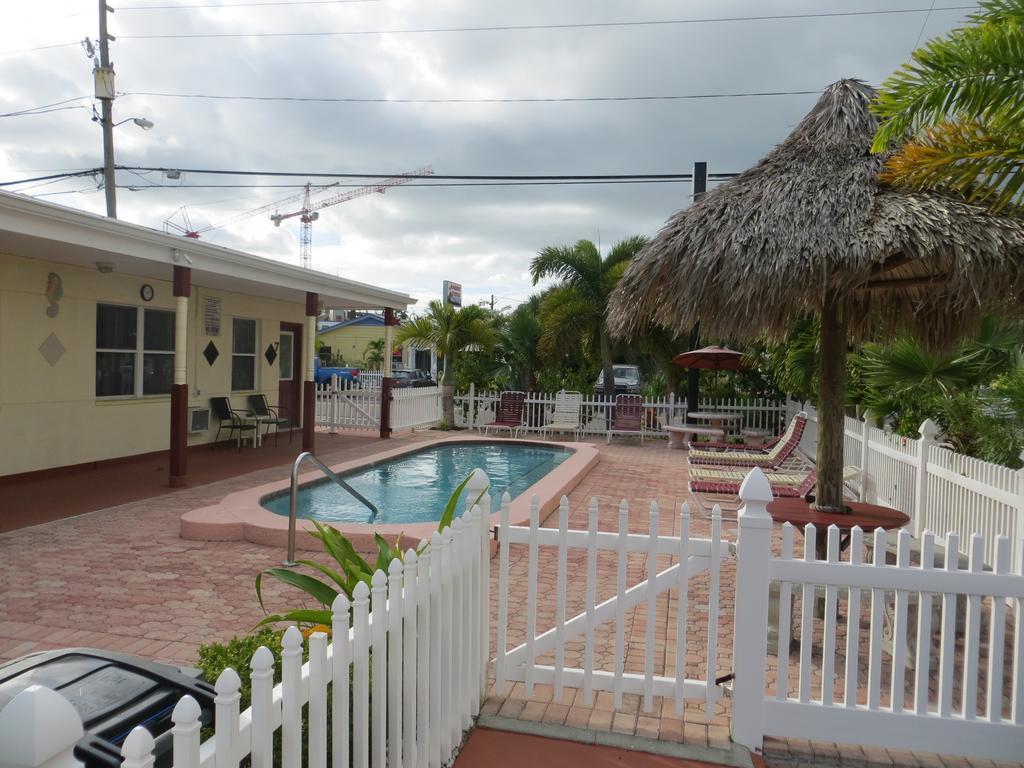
<box><xmin>271</xmin><ymin>165</ymin><xmax>434</xmax><ymax>269</ymax></box>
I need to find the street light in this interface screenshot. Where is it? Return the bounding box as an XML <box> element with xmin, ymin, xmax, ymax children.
<box><xmin>113</xmin><ymin>116</ymin><xmax>154</xmax><ymax>131</ymax></box>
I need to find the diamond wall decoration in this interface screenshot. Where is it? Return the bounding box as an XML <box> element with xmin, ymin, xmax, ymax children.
<box><xmin>39</xmin><ymin>333</ymin><xmax>66</xmax><ymax>367</ymax></box>
<box><xmin>264</xmin><ymin>344</ymin><xmax>278</xmax><ymax>366</ymax></box>
<box><xmin>203</xmin><ymin>340</ymin><xmax>220</xmax><ymax>366</ymax></box>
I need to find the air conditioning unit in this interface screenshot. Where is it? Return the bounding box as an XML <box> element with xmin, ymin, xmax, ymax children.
<box><xmin>189</xmin><ymin>407</ymin><xmax>210</xmax><ymax>433</ymax></box>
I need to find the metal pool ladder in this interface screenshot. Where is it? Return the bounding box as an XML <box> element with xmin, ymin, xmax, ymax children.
<box><xmin>285</xmin><ymin>451</ymin><xmax>379</xmax><ymax>566</ymax></box>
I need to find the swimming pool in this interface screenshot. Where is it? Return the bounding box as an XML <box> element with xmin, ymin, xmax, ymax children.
<box><xmin>261</xmin><ymin>442</ymin><xmax>572</xmax><ymax>524</ymax></box>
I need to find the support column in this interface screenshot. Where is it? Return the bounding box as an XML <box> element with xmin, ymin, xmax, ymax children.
<box><xmin>303</xmin><ymin>292</ymin><xmax>318</xmax><ymax>453</ymax></box>
<box><xmin>170</xmin><ymin>265</ymin><xmax>191</xmax><ymax>487</ymax></box>
<box><xmin>383</xmin><ymin>307</ymin><xmax>397</xmax><ymax>376</ymax></box>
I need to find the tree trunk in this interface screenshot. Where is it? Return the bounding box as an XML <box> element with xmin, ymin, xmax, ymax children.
<box><xmin>599</xmin><ymin>331</ymin><xmax>616</xmax><ymax>401</ymax></box>
<box><xmin>686</xmin><ymin>323</ymin><xmax>700</xmax><ymax>414</ymax></box>
<box><xmin>815</xmin><ymin>292</ymin><xmax>848</xmax><ymax>513</ymax></box>
<box><xmin>441</xmin><ymin>352</ymin><xmax>455</xmax><ymax>425</ymax></box>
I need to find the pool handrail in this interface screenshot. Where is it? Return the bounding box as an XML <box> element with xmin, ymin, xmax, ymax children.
<box><xmin>285</xmin><ymin>451</ymin><xmax>380</xmax><ymax>566</ymax></box>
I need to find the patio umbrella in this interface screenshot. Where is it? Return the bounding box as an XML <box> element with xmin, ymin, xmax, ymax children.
<box><xmin>672</xmin><ymin>345</ymin><xmax>747</xmax><ymax>398</ymax></box>
<box><xmin>608</xmin><ymin>79</ymin><xmax>1024</xmax><ymax>512</ymax></box>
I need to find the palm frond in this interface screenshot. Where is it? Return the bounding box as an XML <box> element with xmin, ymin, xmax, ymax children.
<box><xmin>872</xmin><ymin>2</ymin><xmax>1024</xmax><ymax>149</ymax></box>
<box><xmin>603</xmin><ymin>235</ymin><xmax>648</xmax><ymax>272</ymax></box>
<box><xmin>879</xmin><ymin>118</ymin><xmax>1024</xmax><ymax>209</ymax></box>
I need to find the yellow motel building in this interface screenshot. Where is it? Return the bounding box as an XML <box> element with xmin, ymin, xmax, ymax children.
<box><xmin>0</xmin><ymin>190</ymin><xmax>412</xmax><ymax>486</ymax></box>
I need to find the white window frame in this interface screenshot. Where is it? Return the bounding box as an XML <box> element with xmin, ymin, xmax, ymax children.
<box><xmin>231</xmin><ymin>317</ymin><xmax>259</xmax><ymax>393</ymax></box>
<box><xmin>96</xmin><ymin>303</ymin><xmax>175</xmax><ymax>400</ymax></box>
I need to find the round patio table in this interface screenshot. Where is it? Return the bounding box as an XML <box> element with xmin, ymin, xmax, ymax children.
<box><xmin>766</xmin><ymin>498</ymin><xmax>910</xmax><ymax>559</ymax></box>
<box><xmin>767</xmin><ymin>498</ymin><xmax>909</xmax><ymax>619</ymax></box>
<box><xmin>687</xmin><ymin>411</ymin><xmax>744</xmax><ymax>434</ymax></box>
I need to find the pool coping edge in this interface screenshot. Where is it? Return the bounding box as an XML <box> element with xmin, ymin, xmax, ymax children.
<box><xmin>179</xmin><ymin>434</ymin><xmax>600</xmax><ymax>553</ymax></box>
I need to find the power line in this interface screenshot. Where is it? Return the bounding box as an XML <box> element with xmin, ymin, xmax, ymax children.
<box><xmin>0</xmin><ymin>41</ymin><xmax>80</xmax><ymax>57</ymax></box>
<box><xmin>0</xmin><ymin>96</ymin><xmax>92</xmax><ymax>117</ymax></box>
<box><xmin>116</xmin><ymin>0</ymin><xmax>381</xmax><ymax>8</ymax></box>
<box><xmin>117</xmin><ymin>6</ymin><xmax>976</xmax><ymax>40</ymax></box>
<box><xmin>0</xmin><ymin>170</ymin><xmax>101</xmax><ymax>188</ymax></box>
<box><xmin>114</xmin><ymin>179</ymin><xmax>714</xmax><ymax>189</ymax></box>
<box><xmin>117</xmin><ymin>165</ymin><xmax>738</xmax><ymax>180</ymax></box>
<box><xmin>121</xmin><ymin>88</ymin><xmax>822</xmax><ymax>104</ymax></box>
<box><xmin>912</xmin><ymin>0</ymin><xmax>938</xmax><ymax>49</ymax></box>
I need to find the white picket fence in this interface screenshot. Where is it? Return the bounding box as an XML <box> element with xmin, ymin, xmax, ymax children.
<box><xmin>392</xmin><ymin>386</ymin><xmax>443</xmax><ymax>431</ymax></box>
<box><xmin>317</xmin><ymin>378</ymin><xmax>382</xmax><ymax>431</ymax></box>
<box><xmin>731</xmin><ymin>469</ymin><xmax>1024</xmax><ymax>762</ymax></box>
<box><xmin>493</xmin><ymin>495</ymin><xmax>733</xmax><ymax>715</ymax></box>
<box><xmin>790</xmin><ymin>401</ymin><xmax>1024</xmax><ymax>571</ymax></box>
<box><xmin>316</xmin><ymin>378</ymin><xmax>442</xmax><ymax>432</ymax></box>
<box><xmin>2</xmin><ymin>494</ymin><xmax>492</xmax><ymax>768</ymax></box>
<box><xmin>456</xmin><ymin>386</ymin><xmax>787</xmax><ymax>438</ymax></box>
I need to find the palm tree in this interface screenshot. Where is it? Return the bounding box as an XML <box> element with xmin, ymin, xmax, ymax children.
<box><xmin>871</xmin><ymin>0</ymin><xmax>1024</xmax><ymax>210</ymax></box>
<box><xmin>363</xmin><ymin>338</ymin><xmax>386</xmax><ymax>369</ymax></box>
<box><xmin>530</xmin><ymin>236</ymin><xmax>648</xmax><ymax>396</ymax></box>
<box><xmin>496</xmin><ymin>298</ymin><xmax>542</xmax><ymax>391</ymax></box>
<box><xmin>395</xmin><ymin>300</ymin><xmax>496</xmax><ymax>425</ymax></box>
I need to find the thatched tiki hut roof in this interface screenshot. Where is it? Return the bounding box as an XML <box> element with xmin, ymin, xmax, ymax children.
<box><xmin>608</xmin><ymin>79</ymin><xmax>1024</xmax><ymax>511</ymax></box>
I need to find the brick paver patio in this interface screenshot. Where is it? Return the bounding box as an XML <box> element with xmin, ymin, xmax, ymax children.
<box><xmin>0</xmin><ymin>433</ymin><xmax>1019</xmax><ymax>768</ymax></box>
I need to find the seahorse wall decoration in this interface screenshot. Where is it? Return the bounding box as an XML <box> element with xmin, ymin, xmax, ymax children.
<box><xmin>46</xmin><ymin>272</ymin><xmax>63</xmax><ymax>318</ymax></box>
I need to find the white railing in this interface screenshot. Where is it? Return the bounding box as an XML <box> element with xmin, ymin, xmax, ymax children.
<box><xmin>358</xmin><ymin>369</ymin><xmax>383</xmax><ymax>389</ymax></box>
<box><xmin>392</xmin><ymin>386</ymin><xmax>442</xmax><ymax>431</ymax></box>
<box><xmin>0</xmin><ymin>491</ymin><xmax>493</xmax><ymax>768</ymax></box>
<box><xmin>731</xmin><ymin>469</ymin><xmax>1024</xmax><ymax>762</ymax></box>
<box><xmin>316</xmin><ymin>377</ymin><xmax>381</xmax><ymax>431</ymax></box>
<box><xmin>794</xmin><ymin>401</ymin><xmax>1024</xmax><ymax>570</ymax></box>
<box><xmin>493</xmin><ymin>495</ymin><xmax>732</xmax><ymax>715</ymax></box>
<box><xmin>456</xmin><ymin>385</ymin><xmax>787</xmax><ymax>437</ymax></box>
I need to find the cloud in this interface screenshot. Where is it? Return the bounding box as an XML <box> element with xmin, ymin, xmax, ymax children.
<box><xmin>1</xmin><ymin>0</ymin><xmax>976</xmax><ymax>311</ymax></box>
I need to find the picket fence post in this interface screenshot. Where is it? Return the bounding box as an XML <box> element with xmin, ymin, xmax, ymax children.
<box><xmin>0</xmin><ymin>685</ymin><xmax>85</xmax><ymax>768</ymax></box>
<box><xmin>730</xmin><ymin>468</ymin><xmax>775</xmax><ymax>753</ymax></box>
<box><xmin>1016</xmin><ymin>449</ymin><xmax>1024</xmax><ymax>575</ymax></box>
<box><xmin>913</xmin><ymin>419</ymin><xmax>939</xmax><ymax>539</ymax></box>
<box><xmin>859</xmin><ymin>415</ymin><xmax>870</xmax><ymax>502</ymax></box>
<box><xmin>468</xmin><ymin>382</ymin><xmax>476</xmax><ymax>430</ymax></box>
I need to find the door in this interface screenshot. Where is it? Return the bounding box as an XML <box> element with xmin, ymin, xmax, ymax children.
<box><xmin>278</xmin><ymin>323</ymin><xmax>302</xmax><ymax>428</ymax></box>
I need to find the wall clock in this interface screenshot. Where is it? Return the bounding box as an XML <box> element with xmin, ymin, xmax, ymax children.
<box><xmin>140</xmin><ymin>284</ymin><xmax>155</xmax><ymax>302</ymax></box>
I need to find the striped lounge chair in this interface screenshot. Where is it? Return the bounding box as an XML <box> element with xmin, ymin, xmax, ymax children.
<box><xmin>688</xmin><ymin>412</ymin><xmax>807</xmax><ymax>469</ymax></box>
<box><xmin>689</xmin><ymin>469</ymin><xmax>817</xmax><ymax>513</ymax></box>
<box><xmin>606</xmin><ymin>394</ymin><xmax>645</xmax><ymax>445</ymax></box>
<box><xmin>481</xmin><ymin>391</ymin><xmax>527</xmax><ymax>438</ymax></box>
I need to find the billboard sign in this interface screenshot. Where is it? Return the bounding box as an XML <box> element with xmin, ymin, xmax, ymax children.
<box><xmin>443</xmin><ymin>280</ymin><xmax>462</xmax><ymax>307</ymax></box>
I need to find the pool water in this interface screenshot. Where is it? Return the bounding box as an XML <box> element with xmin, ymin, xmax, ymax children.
<box><xmin>261</xmin><ymin>442</ymin><xmax>571</xmax><ymax>524</ymax></box>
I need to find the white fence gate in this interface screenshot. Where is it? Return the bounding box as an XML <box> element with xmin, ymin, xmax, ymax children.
<box><xmin>0</xmin><ymin>496</ymin><xmax>492</xmax><ymax>768</ymax></box>
<box><xmin>317</xmin><ymin>378</ymin><xmax>381</xmax><ymax>431</ymax></box>
<box><xmin>493</xmin><ymin>494</ymin><xmax>734</xmax><ymax>715</ymax></box>
<box><xmin>317</xmin><ymin>379</ymin><xmax>442</xmax><ymax>433</ymax></box>
<box><xmin>730</xmin><ymin>469</ymin><xmax>1024</xmax><ymax>762</ymax></box>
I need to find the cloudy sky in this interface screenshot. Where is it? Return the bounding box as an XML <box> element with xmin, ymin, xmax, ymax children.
<box><xmin>1</xmin><ymin>1</ymin><xmax>976</xmax><ymax>310</ymax></box>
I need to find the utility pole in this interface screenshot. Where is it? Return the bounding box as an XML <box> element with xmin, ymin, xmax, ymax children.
<box><xmin>96</xmin><ymin>0</ymin><xmax>117</xmax><ymax>217</ymax></box>
<box><xmin>686</xmin><ymin>161</ymin><xmax>708</xmax><ymax>415</ymax></box>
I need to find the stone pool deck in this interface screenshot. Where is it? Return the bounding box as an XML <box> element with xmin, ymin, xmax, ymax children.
<box><xmin>0</xmin><ymin>432</ymin><xmax>1019</xmax><ymax>768</ymax></box>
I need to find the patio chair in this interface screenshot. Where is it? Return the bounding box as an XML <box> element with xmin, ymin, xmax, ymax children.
<box><xmin>541</xmin><ymin>390</ymin><xmax>583</xmax><ymax>440</ymax></box>
<box><xmin>248</xmin><ymin>394</ymin><xmax>292</xmax><ymax>445</ymax></box>
<box><xmin>210</xmin><ymin>396</ymin><xmax>257</xmax><ymax>450</ymax></box>
<box><xmin>481</xmin><ymin>391</ymin><xmax>527</xmax><ymax>438</ymax></box>
<box><xmin>607</xmin><ymin>394</ymin><xmax>645</xmax><ymax>445</ymax></box>
<box><xmin>690</xmin><ymin>433</ymin><xmax>783</xmax><ymax>452</ymax></box>
<box><xmin>689</xmin><ymin>469</ymin><xmax>817</xmax><ymax>514</ymax></box>
<box><xmin>688</xmin><ymin>412</ymin><xmax>807</xmax><ymax>469</ymax></box>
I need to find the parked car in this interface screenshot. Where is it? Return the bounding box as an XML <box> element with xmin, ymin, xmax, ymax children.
<box><xmin>595</xmin><ymin>364</ymin><xmax>642</xmax><ymax>395</ymax></box>
<box><xmin>314</xmin><ymin>359</ymin><xmax>360</xmax><ymax>385</ymax></box>
<box><xmin>391</xmin><ymin>368</ymin><xmax>435</xmax><ymax>388</ymax></box>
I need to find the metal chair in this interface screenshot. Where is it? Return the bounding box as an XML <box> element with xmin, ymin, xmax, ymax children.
<box><xmin>210</xmin><ymin>396</ymin><xmax>256</xmax><ymax>450</ymax></box>
<box><xmin>248</xmin><ymin>394</ymin><xmax>291</xmax><ymax>445</ymax></box>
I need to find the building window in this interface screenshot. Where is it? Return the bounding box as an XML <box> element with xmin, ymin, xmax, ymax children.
<box><xmin>232</xmin><ymin>317</ymin><xmax>257</xmax><ymax>391</ymax></box>
<box><xmin>96</xmin><ymin>304</ymin><xmax>175</xmax><ymax>397</ymax></box>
